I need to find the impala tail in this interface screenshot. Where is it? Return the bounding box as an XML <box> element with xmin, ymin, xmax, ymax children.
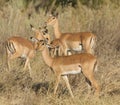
<box><xmin>6</xmin><ymin>41</ymin><xmax>16</xmax><ymax>54</ymax></box>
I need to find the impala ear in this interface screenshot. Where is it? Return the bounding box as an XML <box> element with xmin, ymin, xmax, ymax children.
<box><xmin>51</xmin><ymin>11</ymin><xmax>54</xmax><ymax>16</ymax></box>
<box><xmin>30</xmin><ymin>37</ymin><xmax>39</xmax><ymax>42</ymax></box>
<box><xmin>42</xmin><ymin>32</ymin><xmax>46</xmax><ymax>35</ymax></box>
<box><xmin>42</xmin><ymin>28</ymin><xmax>48</xmax><ymax>36</ymax></box>
<box><xmin>30</xmin><ymin>24</ymin><xmax>33</xmax><ymax>28</ymax></box>
<box><xmin>30</xmin><ymin>24</ymin><xmax>37</xmax><ymax>31</ymax></box>
<box><xmin>55</xmin><ymin>12</ymin><xmax>58</xmax><ymax>18</ymax></box>
<box><xmin>39</xmin><ymin>27</ymin><xmax>41</xmax><ymax>30</ymax></box>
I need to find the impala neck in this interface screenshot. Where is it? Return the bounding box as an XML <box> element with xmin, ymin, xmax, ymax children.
<box><xmin>41</xmin><ymin>46</ymin><xmax>53</xmax><ymax>67</ymax></box>
<box><xmin>33</xmin><ymin>42</ymin><xmax>39</xmax><ymax>51</ymax></box>
<box><xmin>53</xmin><ymin>20</ymin><xmax>61</xmax><ymax>38</ymax></box>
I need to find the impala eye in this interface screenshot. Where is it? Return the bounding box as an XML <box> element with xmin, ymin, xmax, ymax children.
<box><xmin>46</xmin><ymin>38</ymin><xmax>49</xmax><ymax>41</ymax></box>
<box><xmin>42</xmin><ymin>43</ymin><xmax>45</xmax><ymax>45</ymax></box>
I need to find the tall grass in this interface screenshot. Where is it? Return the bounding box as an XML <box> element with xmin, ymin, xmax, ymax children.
<box><xmin>0</xmin><ymin>1</ymin><xmax>120</xmax><ymax>105</ymax></box>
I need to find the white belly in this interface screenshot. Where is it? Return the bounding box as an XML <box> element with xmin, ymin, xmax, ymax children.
<box><xmin>62</xmin><ymin>69</ymin><xmax>81</xmax><ymax>75</ymax></box>
<box><xmin>61</xmin><ymin>63</ymin><xmax>82</xmax><ymax>75</ymax></box>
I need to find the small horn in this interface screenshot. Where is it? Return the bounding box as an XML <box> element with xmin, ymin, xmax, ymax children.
<box><xmin>55</xmin><ymin>12</ymin><xmax>58</xmax><ymax>17</ymax></box>
<box><xmin>39</xmin><ymin>27</ymin><xmax>41</xmax><ymax>30</ymax></box>
<box><xmin>30</xmin><ymin>24</ymin><xmax>33</xmax><ymax>28</ymax></box>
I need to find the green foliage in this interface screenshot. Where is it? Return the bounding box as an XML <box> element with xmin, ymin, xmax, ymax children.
<box><xmin>1</xmin><ymin>0</ymin><xmax>120</xmax><ymax>13</ymax></box>
<box><xmin>23</xmin><ymin>0</ymin><xmax>32</xmax><ymax>9</ymax></box>
<box><xmin>79</xmin><ymin>0</ymin><xmax>104</xmax><ymax>9</ymax></box>
<box><xmin>20</xmin><ymin>0</ymin><xmax>105</xmax><ymax>13</ymax></box>
<box><xmin>20</xmin><ymin>0</ymin><xmax>104</xmax><ymax>13</ymax></box>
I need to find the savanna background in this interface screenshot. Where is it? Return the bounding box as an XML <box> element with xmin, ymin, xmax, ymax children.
<box><xmin>0</xmin><ymin>0</ymin><xmax>120</xmax><ymax>105</ymax></box>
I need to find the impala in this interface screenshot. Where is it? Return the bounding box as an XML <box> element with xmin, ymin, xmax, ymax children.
<box><xmin>30</xmin><ymin>24</ymin><xmax>51</xmax><ymax>44</ymax></box>
<box><xmin>46</xmin><ymin>13</ymin><xmax>96</xmax><ymax>55</ymax></box>
<box><xmin>5</xmin><ymin>36</ymin><xmax>40</xmax><ymax>76</ymax></box>
<box><xmin>31</xmin><ymin>37</ymin><xmax>100</xmax><ymax>98</ymax></box>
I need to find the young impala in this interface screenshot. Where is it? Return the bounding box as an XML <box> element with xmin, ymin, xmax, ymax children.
<box><xmin>5</xmin><ymin>36</ymin><xmax>40</xmax><ymax>76</ymax></box>
<box><xmin>31</xmin><ymin>37</ymin><xmax>100</xmax><ymax>98</ymax></box>
<box><xmin>46</xmin><ymin>13</ymin><xmax>96</xmax><ymax>55</ymax></box>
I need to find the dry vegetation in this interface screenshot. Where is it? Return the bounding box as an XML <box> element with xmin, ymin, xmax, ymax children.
<box><xmin>0</xmin><ymin>0</ymin><xmax>120</xmax><ymax>105</ymax></box>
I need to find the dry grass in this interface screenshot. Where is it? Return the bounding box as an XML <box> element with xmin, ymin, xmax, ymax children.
<box><xmin>0</xmin><ymin>1</ymin><xmax>120</xmax><ymax>105</ymax></box>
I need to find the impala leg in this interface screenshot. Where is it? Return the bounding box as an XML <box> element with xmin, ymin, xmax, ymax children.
<box><xmin>50</xmin><ymin>48</ymin><xmax>54</xmax><ymax>57</ymax></box>
<box><xmin>6</xmin><ymin>51</ymin><xmax>11</xmax><ymax>70</ymax></box>
<box><xmin>85</xmin><ymin>74</ymin><xmax>100</xmax><ymax>96</ymax></box>
<box><xmin>7</xmin><ymin>56</ymin><xmax>11</xmax><ymax>71</ymax></box>
<box><xmin>7</xmin><ymin>53</ymin><xmax>20</xmax><ymax>70</ymax></box>
<box><xmin>62</xmin><ymin>75</ymin><xmax>74</xmax><ymax>98</ymax></box>
<box><xmin>54</xmin><ymin>75</ymin><xmax>61</xmax><ymax>95</ymax></box>
<box><xmin>85</xmin><ymin>77</ymin><xmax>92</xmax><ymax>97</ymax></box>
<box><xmin>23</xmin><ymin>58</ymin><xmax>29</xmax><ymax>71</ymax></box>
<box><xmin>27</xmin><ymin>58</ymin><xmax>31</xmax><ymax>70</ymax></box>
<box><xmin>84</xmin><ymin>40</ymin><xmax>93</xmax><ymax>54</ymax></box>
<box><xmin>64</xmin><ymin>48</ymin><xmax>68</xmax><ymax>56</ymax></box>
<box><xmin>91</xmin><ymin>78</ymin><xmax>100</xmax><ymax>96</ymax></box>
<box><xmin>87</xmin><ymin>47</ymin><xmax>93</xmax><ymax>54</ymax></box>
<box><xmin>27</xmin><ymin>60</ymin><xmax>32</xmax><ymax>77</ymax></box>
<box><xmin>58</xmin><ymin>47</ymin><xmax>62</xmax><ymax>56</ymax></box>
<box><xmin>55</xmin><ymin>48</ymin><xmax>60</xmax><ymax>56</ymax></box>
<box><xmin>52</xmin><ymin>48</ymin><xmax>58</xmax><ymax>57</ymax></box>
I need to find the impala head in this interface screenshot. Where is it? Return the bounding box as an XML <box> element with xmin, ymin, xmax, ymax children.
<box><xmin>31</xmin><ymin>37</ymin><xmax>55</xmax><ymax>52</ymax></box>
<box><xmin>30</xmin><ymin>27</ymin><xmax>51</xmax><ymax>51</ymax></box>
<box><xmin>50</xmin><ymin>39</ymin><xmax>60</xmax><ymax>47</ymax></box>
<box><xmin>46</xmin><ymin>13</ymin><xmax>58</xmax><ymax>26</ymax></box>
<box><xmin>30</xmin><ymin>24</ymin><xmax>49</xmax><ymax>41</ymax></box>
